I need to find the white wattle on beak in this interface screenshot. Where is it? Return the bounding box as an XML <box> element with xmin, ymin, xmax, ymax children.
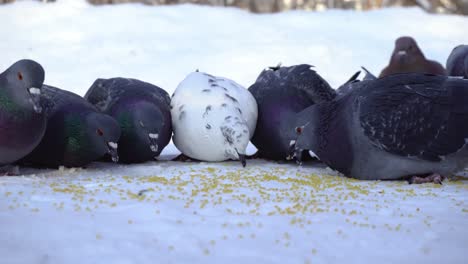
<box><xmin>397</xmin><ymin>50</ymin><xmax>407</xmax><ymax>56</ymax></box>
<box><xmin>107</xmin><ymin>142</ymin><xmax>119</xmax><ymax>163</ymax></box>
<box><xmin>28</xmin><ymin>87</ymin><xmax>42</xmax><ymax>114</ymax></box>
<box><xmin>28</xmin><ymin>87</ymin><xmax>41</xmax><ymax>95</ymax></box>
<box><xmin>289</xmin><ymin>140</ymin><xmax>296</xmax><ymax>147</ymax></box>
<box><xmin>148</xmin><ymin>133</ymin><xmax>159</xmax><ymax>153</ymax></box>
<box><xmin>108</xmin><ymin>142</ymin><xmax>118</xmax><ymax>149</ymax></box>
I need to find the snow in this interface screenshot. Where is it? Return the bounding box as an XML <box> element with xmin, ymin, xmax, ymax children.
<box><xmin>1</xmin><ymin>1</ymin><xmax>468</xmax><ymax>263</ymax></box>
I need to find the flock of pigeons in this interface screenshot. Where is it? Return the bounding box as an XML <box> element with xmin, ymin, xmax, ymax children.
<box><xmin>1</xmin><ymin>36</ymin><xmax>468</xmax><ymax>184</ymax></box>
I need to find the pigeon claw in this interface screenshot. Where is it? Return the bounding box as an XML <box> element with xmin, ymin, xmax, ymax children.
<box><xmin>295</xmin><ymin>149</ymin><xmax>303</xmax><ymax>165</ymax></box>
<box><xmin>408</xmin><ymin>173</ymin><xmax>445</xmax><ymax>184</ymax></box>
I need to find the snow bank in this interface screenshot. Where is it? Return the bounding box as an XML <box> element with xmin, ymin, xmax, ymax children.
<box><xmin>2</xmin><ymin>0</ymin><xmax>468</xmax><ymax>96</ymax></box>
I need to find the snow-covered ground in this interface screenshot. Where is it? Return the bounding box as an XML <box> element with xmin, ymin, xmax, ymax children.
<box><xmin>1</xmin><ymin>1</ymin><xmax>468</xmax><ymax>263</ymax></box>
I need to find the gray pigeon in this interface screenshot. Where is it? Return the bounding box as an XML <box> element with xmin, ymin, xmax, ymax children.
<box><xmin>248</xmin><ymin>64</ymin><xmax>336</xmax><ymax>160</ymax></box>
<box><xmin>291</xmin><ymin>73</ymin><xmax>468</xmax><ymax>184</ymax></box>
<box><xmin>380</xmin><ymin>36</ymin><xmax>446</xmax><ymax>77</ymax></box>
<box><xmin>85</xmin><ymin>78</ymin><xmax>172</xmax><ymax>163</ymax></box>
<box><xmin>22</xmin><ymin>85</ymin><xmax>121</xmax><ymax>168</ymax></box>
<box><xmin>0</xmin><ymin>59</ymin><xmax>47</xmax><ymax>172</ymax></box>
<box><xmin>446</xmin><ymin>45</ymin><xmax>468</xmax><ymax>78</ymax></box>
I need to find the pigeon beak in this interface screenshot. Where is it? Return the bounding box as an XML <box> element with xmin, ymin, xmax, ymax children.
<box><xmin>150</xmin><ymin>144</ymin><xmax>158</xmax><ymax>153</ymax></box>
<box><xmin>286</xmin><ymin>140</ymin><xmax>297</xmax><ymax>160</ymax></box>
<box><xmin>107</xmin><ymin>141</ymin><xmax>119</xmax><ymax>163</ymax></box>
<box><xmin>295</xmin><ymin>149</ymin><xmax>303</xmax><ymax>165</ymax></box>
<box><xmin>28</xmin><ymin>87</ymin><xmax>42</xmax><ymax>114</ymax></box>
<box><xmin>396</xmin><ymin>50</ymin><xmax>408</xmax><ymax>63</ymax></box>
<box><xmin>148</xmin><ymin>133</ymin><xmax>159</xmax><ymax>153</ymax></box>
<box><xmin>287</xmin><ymin>140</ymin><xmax>303</xmax><ymax>165</ymax></box>
<box><xmin>237</xmin><ymin>152</ymin><xmax>246</xmax><ymax>167</ymax></box>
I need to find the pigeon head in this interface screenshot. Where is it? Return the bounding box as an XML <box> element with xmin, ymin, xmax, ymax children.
<box><xmin>4</xmin><ymin>59</ymin><xmax>45</xmax><ymax>113</ymax></box>
<box><xmin>115</xmin><ymin>101</ymin><xmax>169</xmax><ymax>162</ymax></box>
<box><xmin>288</xmin><ymin>105</ymin><xmax>320</xmax><ymax>164</ymax></box>
<box><xmin>220</xmin><ymin>116</ymin><xmax>250</xmax><ymax>167</ymax></box>
<box><xmin>279</xmin><ymin>116</ymin><xmax>302</xmax><ymax>159</ymax></box>
<box><xmin>134</xmin><ymin>102</ymin><xmax>167</xmax><ymax>155</ymax></box>
<box><xmin>85</xmin><ymin>112</ymin><xmax>121</xmax><ymax>163</ymax></box>
<box><xmin>392</xmin><ymin>36</ymin><xmax>424</xmax><ymax>64</ymax></box>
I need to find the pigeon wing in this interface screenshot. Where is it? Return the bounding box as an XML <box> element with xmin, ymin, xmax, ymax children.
<box><xmin>287</xmin><ymin>64</ymin><xmax>337</xmax><ymax>103</ymax></box>
<box><xmin>359</xmin><ymin>74</ymin><xmax>468</xmax><ymax>161</ymax></box>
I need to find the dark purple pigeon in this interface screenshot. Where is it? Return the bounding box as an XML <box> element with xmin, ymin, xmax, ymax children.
<box><xmin>22</xmin><ymin>85</ymin><xmax>121</xmax><ymax>168</ymax></box>
<box><xmin>248</xmin><ymin>64</ymin><xmax>336</xmax><ymax>161</ymax></box>
<box><xmin>85</xmin><ymin>78</ymin><xmax>172</xmax><ymax>163</ymax></box>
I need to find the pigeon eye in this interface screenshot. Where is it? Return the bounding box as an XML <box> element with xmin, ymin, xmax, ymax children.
<box><xmin>296</xmin><ymin>127</ymin><xmax>302</xmax><ymax>134</ymax></box>
<box><xmin>96</xmin><ymin>128</ymin><xmax>104</xmax><ymax>136</ymax></box>
<box><xmin>17</xmin><ymin>72</ymin><xmax>23</xmax><ymax>81</ymax></box>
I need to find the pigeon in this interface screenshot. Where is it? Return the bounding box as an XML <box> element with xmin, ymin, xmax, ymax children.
<box><xmin>22</xmin><ymin>85</ymin><xmax>121</xmax><ymax>168</ymax></box>
<box><xmin>248</xmin><ymin>64</ymin><xmax>336</xmax><ymax>160</ymax></box>
<box><xmin>446</xmin><ymin>45</ymin><xmax>468</xmax><ymax>78</ymax></box>
<box><xmin>379</xmin><ymin>36</ymin><xmax>446</xmax><ymax>77</ymax></box>
<box><xmin>171</xmin><ymin>71</ymin><xmax>257</xmax><ymax>166</ymax></box>
<box><xmin>85</xmin><ymin>77</ymin><xmax>172</xmax><ymax>163</ymax></box>
<box><xmin>291</xmin><ymin>73</ymin><xmax>468</xmax><ymax>184</ymax></box>
<box><xmin>0</xmin><ymin>59</ymin><xmax>47</xmax><ymax>172</ymax></box>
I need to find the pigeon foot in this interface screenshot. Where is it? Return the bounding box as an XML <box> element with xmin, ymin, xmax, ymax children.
<box><xmin>408</xmin><ymin>173</ymin><xmax>445</xmax><ymax>184</ymax></box>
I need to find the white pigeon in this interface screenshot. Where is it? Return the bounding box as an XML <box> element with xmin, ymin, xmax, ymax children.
<box><xmin>171</xmin><ymin>71</ymin><xmax>258</xmax><ymax>166</ymax></box>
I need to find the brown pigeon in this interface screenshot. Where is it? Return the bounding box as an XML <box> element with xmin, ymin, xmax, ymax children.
<box><xmin>379</xmin><ymin>36</ymin><xmax>446</xmax><ymax>77</ymax></box>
